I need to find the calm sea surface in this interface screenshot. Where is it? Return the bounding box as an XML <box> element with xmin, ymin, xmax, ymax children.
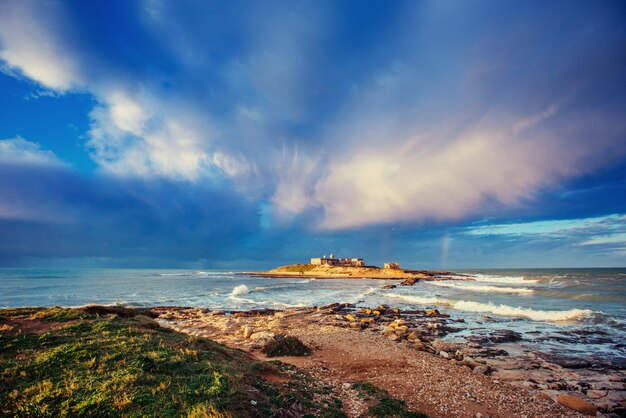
<box><xmin>1</xmin><ymin>268</ymin><xmax>624</xmax><ymax>364</ymax></box>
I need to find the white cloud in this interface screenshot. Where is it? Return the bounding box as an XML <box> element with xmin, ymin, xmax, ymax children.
<box><xmin>0</xmin><ymin>137</ymin><xmax>63</xmax><ymax>165</ymax></box>
<box><xmin>0</xmin><ymin>0</ymin><xmax>81</xmax><ymax>91</ymax></box>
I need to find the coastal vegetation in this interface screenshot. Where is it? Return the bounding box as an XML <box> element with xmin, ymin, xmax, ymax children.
<box><xmin>0</xmin><ymin>306</ymin><xmax>348</xmax><ymax>417</ymax></box>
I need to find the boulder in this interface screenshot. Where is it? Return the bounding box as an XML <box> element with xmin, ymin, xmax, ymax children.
<box><xmin>556</xmin><ymin>394</ymin><xmax>597</xmax><ymax>416</ymax></box>
<box><xmin>249</xmin><ymin>331</ymin><xmax>275</xmax><ymax>340</ymax></box>
<box><xmin>344</xmin><ymin>314</ymin><xmax>357</xmax><ymax>322</ymax></box>
<box><xmin>426</xmin><ymin>309</ymin><xmax>440</xmax><ymax>316</ymax></box>
<box><xmin>242</xmin><ymin>325</ymin><xmax>253</xmax><ymax>339</ymax></box>
<box><xmin>387</xmin><ymin>334</ymin><xmax>400</xmax><ymax>342</ymax></box>
<box><xmin>381</xmin><ymin>284</ymin><xmax>397</xmax><ymax>289</ymax></box>
<box><xmin>439</xmin><ymin>351</ymin><xmax>450</xmax><ymax>359</ymax></box>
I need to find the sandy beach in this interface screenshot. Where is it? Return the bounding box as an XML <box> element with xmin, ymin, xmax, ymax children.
<box><xmin>153</xmin><ymin>303</ymin><xmax>626</xmax><ymax>417</ymax></box>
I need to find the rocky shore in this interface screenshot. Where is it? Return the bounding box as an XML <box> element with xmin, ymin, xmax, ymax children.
<box><xmin>152</xmin><ymin>303</ymin><xmax>626</xmax><ymax>417</ymax></box>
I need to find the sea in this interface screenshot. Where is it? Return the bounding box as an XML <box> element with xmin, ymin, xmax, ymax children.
<box><xmin>1</xmin><ymin>268</ymin><xmax>625</xmax><ymax>366</ymax></box>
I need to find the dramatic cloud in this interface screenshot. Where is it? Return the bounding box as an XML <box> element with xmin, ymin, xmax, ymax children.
<box><xmin>0</xmin><ymin>0</ymin><xmax>624</xmax><ymax>266</ymax></box>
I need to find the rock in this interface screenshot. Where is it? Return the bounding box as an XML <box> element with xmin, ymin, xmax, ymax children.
<box><xmin>414</xmin><ymin>341</ymin><xmax>427</xmax><ymax>351</ymax></box>
<box><xmin>407</xmin><ymin>331</ymin><xmax>420</xmax><ymax>340</ymax></box>
<box><xmin>467</xmin><ymin>342</ymin><xmax>482</xmax><ymax>348</ymax></box>
<box><xmin>473</xmin><ymin>365</ymin><xmax>491</xmax><ymax>375</ymax></box>
<box><xmin>394</xmin><ymin>326</ymin><xmax>409</xmax><ymax>335</ymax></box>
<box><xmin>591</xmin><ymin>381</ymin><xmax>626</xmax><ymax>391</ymax></box>
<box><xmin>432</xmin><ymin>339</ymin><xmax>451</xmax><ymax>352</ymax></box>
<box><xmin>387</xmin><ymin>334</ymin><xmax>400</xmax><ymax>342</ymax></box>
<box><xmin>381</xmin><ymin>284</ymin><xmax>397</xmax><ymax>289</ymax></box>
<box><xmin>439</xmin><ymin>351</ymin><xmax>450</xmax><ymax>359</ymax></box>
<box><xmin>585</xmin><ymin>390</ymin><xmax>607</xmax><ymax>399</ymax></box>
<box><xmin>556</xmin><ymin>394</ymin><xmax>597</xmax><ymax>416</ymax></box>
<box><xmin>426</xmin><ymin>309</ymin><xmax>440</xmax><ymax>316</ymax></box>
<box><xmin>400</xmin><ymin>277</ymin><xmax>419</xmax><ymax>286</ymax></box>
<box><xmin>378</xmin><ymin>304</ymin><xmax>390</xmax><ymax>310</ymax></box>
<box><xmin>360</xmin><ymin>317</ymin><xmax>374</xmax><ymax>323</ymax></box>
<box><xmin>242</xmin><ymin>325</ymin><xmax>253</xmax><ymax>339</ymax></box>
<box><xmin>537</xmin><ymin>392</ymin><xmax>553</xmax><ymax>402</ymax></box>
<box><xmin>249</xmin><ymin>331</ymin><xmax>274</xmax><ymax>340</ymax></box>
<box><xmin>344</xmin><ymin>314</ymin><xmax>357</xmax><ymax>322</ymax></box>
<box><xmin>373</xmin><ymin>310</ymin><xmax>381</xmax><ymax>316</ymax></box>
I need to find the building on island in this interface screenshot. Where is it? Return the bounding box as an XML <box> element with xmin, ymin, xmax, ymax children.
<box><xmin>384</xmin><ymin>262</ymin><xmax>401</xmax><ymax>270</ymax></box>
<box><xmin>311</xmin><ymin>254</ymin><xmax>365</xmax><ymax>267</ymax></box>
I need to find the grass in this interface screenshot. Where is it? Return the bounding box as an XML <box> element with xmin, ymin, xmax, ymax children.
<box><xmin>273</xmin><ymin>264</ymin><xmax>319</xmax><ymax>273</ymax></box>
<box><xmin>261</xmin><ymin>335</ymin><xmax>311</xmax><ymax>357</ymax></box>
<box><xmin>351</xmin><ymin>381</ymin><xmax>428</xmax><ymax>418</ymax></box>
<box><xmin>0</xmin><ymin>307</ymin><xmax>344</xmax><ymax>417</ymax></box>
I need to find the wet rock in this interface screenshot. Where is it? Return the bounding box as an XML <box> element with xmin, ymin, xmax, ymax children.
<box><xmin>400</xmin><ymin>277</ymin><xmax>419</xmax><ymax>286</ymax></box>
<box><xmin>426</xmin><ymin>309</ymin><xmax>440</xmax><ymax>316</ymax></box>
<box><xmin>381</xmin><ymin>284</ymin><xmax>397</xmax><ymax>289</ymax></box>
<box><xmin>556</xmin><ymin>393</ymin><xmax>597</xmax><ymax>416</ymax></box>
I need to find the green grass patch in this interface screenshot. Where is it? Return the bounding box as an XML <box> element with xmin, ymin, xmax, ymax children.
<box><xmin>351</xmin><ymin>381</ymin><xmax>428</xmax><ymax>418</ymax></box>
<box><xmin>0</xmin><ymin>307</ymin><xmax>351</xmax><ymax>417</ymax></box>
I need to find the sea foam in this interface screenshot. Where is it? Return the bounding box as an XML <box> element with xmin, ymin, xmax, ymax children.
<box><xmin>453</xmin><ymin>300</ymin><xmax>594</xmax><ymax>321</ymax></box>
<box><xmin>472</xmin><ymin>274</ymin><xmax>539</xmax><ymax>284</ymax></box>
<box><xmin>429</xmin><ymin>281</ymin><xmax>534</xmax><ymax>294</ymax></box>
<box><xmin>384</xmin><ymin>292</ymin><xmax>595</xmax><ymax>321</ymax></box>
<box><xmin>230</xmin><ymin>284</ymin><xmax>250</xmax><ymax>296</ymax></box>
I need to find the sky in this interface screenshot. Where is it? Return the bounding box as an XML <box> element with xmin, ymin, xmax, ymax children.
<box><xmin>0</xmin><ymin>0</ymin><xmax>625</xmax><ymax>269</ymax></box>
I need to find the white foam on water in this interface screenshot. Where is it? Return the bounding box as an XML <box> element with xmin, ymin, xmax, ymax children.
<box><xmin>429</xmin><ymin>281</ymin><xmax>534</xmax><ymax>294</ymax></box>
<box><xmin>384</xmin><ymin>292</ymin><xmax>595</xmax><ymax>322</ymax></box>
<box><xmin>230</xmin><ymin>284</ymin><xmax>250</xmax><ymax>297</ymax></box>
<box><xmin>384</xmin><ymin>293</ymin><xmax>456</xmax><ymax>306</ymax></box>
<box><xmin>471</xmin><ymin>274</ymin><xmax>539</xmax><ymax>284</ymax></box>
<box><xmin>289</xmin><ymin>279</ymin><xmax>314</xmax><ymax>284</ymax></box>
<box><xmin>453</xmin><ymin>300</ymin><xmax>595</xmax><ymax>321</ymax></box>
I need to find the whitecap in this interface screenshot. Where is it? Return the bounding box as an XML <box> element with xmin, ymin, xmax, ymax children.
<box><xmin>429</xmin><ymin>281</ymin><xmax>534</xmax><ymax>294</ymax></box>
<box><xmin>230</xmin><ymin>284</ymin><xmax>250</xmax><ymax>297</ymax></box>
<box><xmin>384</xmin><ymin>293</ymin><xmax>456</xmax><ymax>306</ymax></box>
<box><xmin>471</xmin><ymin>274</ymin><xmax>539</xmax><ymax>284</ymax></box>
<box><xmin>452</xmin><ymin>300</ymin><xmax>595</xmax><ymax>321</ymax></box>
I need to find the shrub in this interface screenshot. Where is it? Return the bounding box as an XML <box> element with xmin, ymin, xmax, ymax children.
<box><xmin>261</xmin><ymin>335</ymin><xmax>311</xmax><ymax>357</ymax></box>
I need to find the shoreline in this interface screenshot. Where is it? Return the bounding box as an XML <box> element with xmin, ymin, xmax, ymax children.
<box><xmin>153</xmin><ymin>303</ymin><xmax>625</xmax><ymax>417</ymax></box>
<box><xmin>1</xmin><ymin>304</ymin><xmax>624</xmax><ymax>416</ymax></box>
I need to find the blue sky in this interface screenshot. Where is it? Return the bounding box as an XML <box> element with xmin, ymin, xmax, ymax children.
<box><xmin>0</xmin><ymin>0</ymin><xmax>625</xmax><ymax>269</ymax></box>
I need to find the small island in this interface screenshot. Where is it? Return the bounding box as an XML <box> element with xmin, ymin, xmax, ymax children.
<box><xmin>254</xmin><ymin>255</ymin><xmax>458</xmax><ymax>283</ymax></box>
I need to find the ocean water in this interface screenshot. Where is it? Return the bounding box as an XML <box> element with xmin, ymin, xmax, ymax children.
<box><xmin>1</xmin><ymin>268</ymin><xmax>624</xmax><ymax>365</ymax></box>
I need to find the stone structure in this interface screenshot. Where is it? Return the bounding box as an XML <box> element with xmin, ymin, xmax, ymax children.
<box><xmin>384</xmin><ymin>262</ymin><xmax>401</xmax><ymax>270</ymax></box>
<box><xmin>311</xmin><ymin>254</ymin><xmax>365</xmax><ymax>267</ymax></box>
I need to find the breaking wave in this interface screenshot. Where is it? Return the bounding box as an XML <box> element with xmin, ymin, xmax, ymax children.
<box><xmin>230</xmin><ymin>284</ymin><xmax>250</xmax><ymax>297</ymax></box>
<box><xmin>384</xmin><ymin>293</ymin><xmax>455</xmax><ymax>306</ymax></box>
<box><xmin>429</xmin><ymin>281</ymin><xmax>534</xmax><ymax>294</ymax></box>
<box><xmin>471</xmin><ymin>274</ymin><xmax>539</xmax><ymax>284</ymax></box>
<box><xmin>384</xmin><ymin>293</ymin><xmax>595</xmax><ymax>322</ymax></box>
<box><xmin>453</xmin><ymin>301</ymin><xmax>595</xmax><ymax>321</ymax></box>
